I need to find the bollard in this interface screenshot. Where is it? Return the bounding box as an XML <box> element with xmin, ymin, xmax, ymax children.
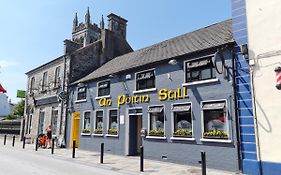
<box><xmin>72</xmin><ymin>140</ymin><xmax>76</xmax><ymax>158</ymax></box>
<box><xmin>12</xmin><ymin>135</ymin><xmax>15</xmax><ymax>147</ymax></box>
<box><xmin>51</xmin><ymin>138</ymin><xmax>55</xmax><ymax>154</ymax></box>
<box><xmin>4</xmin><ymin>135</ymin><xmax>6</xmax><ymax>145</ymax></box>
<box><xmin>100</xmin><ymin>143</ymin><xmax>104</xmax><ymax>164</ymax></box>
<box><xmin>22</xmin><ymin>136</ymin><xmax>26</xmax><ymax>149</ymax></box>
<box><xmin>35</xmin><ymin>137</ymin><xmax>38</xmax><ymax>151</ymax></box>
<box><xmin>140</xmin><ymin>146</ymin><xmax>144</xmax><ymax>172</ymax></box>
<box><xmin>201</xmin><ymin>151</ymin><xmax>206</xmax><ymax>175</ymax></box>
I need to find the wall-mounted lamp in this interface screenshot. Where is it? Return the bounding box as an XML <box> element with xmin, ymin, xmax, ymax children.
<box><xmin>240</xmin><ymin>44</ymin><xmax>249</xmax><ymax>59</ymax></box>
<box><xmin>125</xmin><ymin>74</ymin><xmax>131</xmax><ymax>80</ymax></box>
<box><xmin>168</xmin><ymin>59</ymin><xmax>178</xmax><ymax>65</ymax></box>
<box><xmin>108</xmin><ymin>74</ymin><xmax>115</xmax><ymax>78</ymax></box>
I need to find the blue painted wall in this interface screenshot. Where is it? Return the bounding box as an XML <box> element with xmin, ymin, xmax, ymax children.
<box><xmin>232</xmin><ymin>0</ymin><xmax>260</xmax><ymax>174</ymax></box>
<box><xmin>66</xmin><ymin>48</ymin><xmax>240</xmax><ymax>172</ymax></box>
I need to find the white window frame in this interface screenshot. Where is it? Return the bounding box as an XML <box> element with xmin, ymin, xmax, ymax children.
<box><xmin>93</xmin><ymin>109</ymin><xmax>104</xmax><ymax>136</ymax></box>
<box><xmin>96</xmin><ymin>79</ymin><xmax>111</xmax><ymax>99</ymax></box>
<box><xmin>170</xmin><ymin>102</ymin><xmax>195</xmax><ymax>141</ymax></box>
<box><xmin>182</xmin><ymin>54</ymin><xmax>219</xmax><ymax>87</ymax></box>
<box><xmin>133</xmin><ymin>68</ymin><xmax>157</xmax><ymax>94</ymax></box>
<box><xmin>75</xmin><ymin>86</ymin><xmax>87</xmax><ymax>102</ymax></box>
<box><xmin>81</xmin><ymin>110</ymin><xmax>91</xmax><ymax>136</ymax></box>
<box><xmin>200</xmin><ymin>99</ymin><xmax>232</xmax><ymax>143</ymax></box>
<box><xmin>51</xmin><ymin>107</ymin><xmax>59</xmax><ymax>136</ymax></box>
<box><xmin>146</xmin><ymin>104</ymin><xmax>166</xmax><ymax>140</ymax></box>
<box><xmin>106</xmin><ymin>108</ymin><xmax>119</xmax><ymax>137</ymax></box>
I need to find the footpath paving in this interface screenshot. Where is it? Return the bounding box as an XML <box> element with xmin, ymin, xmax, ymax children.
<box><xmin>1</xmin><ymin>136</ymin><xmax>241</xmax><ymax>175</ymax></box>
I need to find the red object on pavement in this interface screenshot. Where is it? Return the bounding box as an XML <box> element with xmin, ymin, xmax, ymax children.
<box><xmin>275</xmin><ymin>66</ymin><xmax>281</xmax><ymax>90</ymax></box>
<box><xmin>0</xmin><ymin>84</ymin><xmax>7</xmax><ymax>93</ymax></box>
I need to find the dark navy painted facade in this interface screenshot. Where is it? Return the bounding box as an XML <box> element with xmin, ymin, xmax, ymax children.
<box><xmin>232</xmin><ymin>0</ymin><xmax>260</xmax><ymax>174</ymax></box>
<box><xmin>66</xmin><ymin>48</ymin><xmax>240</xmax><ymax>172</ymax></box>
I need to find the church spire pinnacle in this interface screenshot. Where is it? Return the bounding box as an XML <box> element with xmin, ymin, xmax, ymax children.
<box><xmin>85</xmin><ymin>7</ymin><xmax>91</xmax><ymax>25</ymax></box>
<box><xmin>73</xmin><ymin>13</ymin><xmax>78</xmax><ymax>31</ymax></box>
<box><xmin>100</xmin><ymin>15</ymin><xmax>104</xmax><ymax>29</ymax></box>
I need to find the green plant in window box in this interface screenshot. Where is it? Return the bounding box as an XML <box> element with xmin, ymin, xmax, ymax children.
<box><xmin>173</xmin><ymin>129</ymin><xmax>192</xmax><ymax>137</ymax></box>
<box><xmin>82</xmin><ymin>128</ymin><xmax>90</xmax><ymax>134</ymax></box>
<box><xmin>148</xmin><ymin>129</ymin><xmax>164</xmax><ymax>137</ymax></box>
<box><xmin>94</xmin><ymin>128</ymin><xmax>103</xmax><ymax>134</ymax></box>
<box><xmin>203</xmin><ymin>130</ymin><xmax>228</xmax><ymax>139</ymax></box>
<box><xmin>108</xmin><ymin>128</ymin><xmax>118</xmax><ymax>135</ymax></box>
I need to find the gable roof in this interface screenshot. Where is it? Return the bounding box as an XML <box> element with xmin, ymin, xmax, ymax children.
<box><xmin>73</xmin><ymin>19</ymin><xmax>233</xmax><ymax>85</ymax></box>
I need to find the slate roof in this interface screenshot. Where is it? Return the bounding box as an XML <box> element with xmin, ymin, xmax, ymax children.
<box><xmin>73</xmin><ymin>19</ymin><xmax>233</xmax><ymax>85</ymax></box>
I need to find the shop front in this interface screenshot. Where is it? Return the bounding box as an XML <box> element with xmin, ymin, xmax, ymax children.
<box><xmin>66</xmin><ymin>20</ymin><xmax>240</xmax><ymax>172</ymax></box>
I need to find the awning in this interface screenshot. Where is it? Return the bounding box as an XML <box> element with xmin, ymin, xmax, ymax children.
<box><xmin>187</xmin><ymin>59</ymin><xmax>210</xmax><ymax>69</ymax></box>
<box><xmin>202</xmin><ymin>102</ymin><xmax>225</xmax><ymax>110</ymax></box>
<box><xmin>0</xmin><ymin>84</ymin><xmax>7</xmax><ymax>93</ymax></box>
<box><xmin>148</xmin><ymin>106</ymin><xmax>164</xmax><ymax>113</ymax></box>
<box><xmin>172</xmin><ymin>104</ymin><xmax>191</xmax><ymax>112</ymax></box>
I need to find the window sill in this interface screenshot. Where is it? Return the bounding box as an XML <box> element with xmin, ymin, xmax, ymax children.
<box><xmin>182</xmin><ymin>78</ymin><xmax>219</xmax><ymax>86</ymax></box>
<box><xmin>146</xmin><ymin>136</ymin><xmax>167</xmax><ymax>140</ymax></box>
<box><xmin>81</xmin><ymin>133</ymin><xmax>91</xmax><ymax>136</ymax></box>
<box><xmin>200</xmin><ymin>138</ymin><xmax>232</xmax><ymax>143</ymax></box>
<box><xmin>133</xmin><ymin>88</ymin><xmax>157</xmax><ymax>94</ymax></box>
<box><xmin>95</xmin><ymin>95</ymin><xmax>111</xmax><ymax>100</ymax></box>
<box><xmin>75</xmin><ymin>99</ymin><xmax>87</xmax><ymax>103</ymax></box>
<box><xmin>105</xmin><ymin>134</ymin><xmax>119</xmax><ymax>137</ymax></box>
<box><xmin>171</xmin><ymin>137</ymin><xmax>195</xmax><ymax>141</ymax></box>
<box><xmin>92</xmin><ymin>133</ymin><xmax>104</xmax><ymax>137</ymax></box>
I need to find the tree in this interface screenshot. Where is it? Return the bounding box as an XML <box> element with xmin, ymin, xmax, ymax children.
<box><xmin>5</xmin><ymin>99</ymin><xmax>25</xmax><ymax>120</ymax></box>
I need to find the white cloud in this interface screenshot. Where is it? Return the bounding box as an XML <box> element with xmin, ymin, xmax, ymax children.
<box><xmin>0</xmin><ymin>60</ymin><xmax>19</xmax><ymax>68</ymax></box>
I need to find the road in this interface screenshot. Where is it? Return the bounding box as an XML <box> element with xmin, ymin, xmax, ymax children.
<box><xmin>0</xmin><ymin>146</ymin><xmax>128</xmax><ymax>175</ymax></box>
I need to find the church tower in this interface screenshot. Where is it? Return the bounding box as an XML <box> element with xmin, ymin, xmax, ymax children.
<box><xmin>72</xmin><ymin>7</ymin><xmax>101</xmax><ymax>47</ymax></box>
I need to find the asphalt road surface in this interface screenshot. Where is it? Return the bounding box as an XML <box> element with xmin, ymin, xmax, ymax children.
<box><xmin>0</xmin><ymin>146</ymin><xmax>128</xmax><ymax>175</ymax></box>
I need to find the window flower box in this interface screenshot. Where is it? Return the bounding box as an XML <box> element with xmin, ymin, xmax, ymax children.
<box><xmin>82</xmin><ymin>128</ymin><xmax>90</xmax><ymax>134</ymax></box>
<box><xmin>203</xmin><ymin>130</ymin><xmax>228</xmax><ymax>139</ymax></box>
<box><xmin>94</xmin><ymin>128</ymin><xmax>102</xmax><ymax>134</ymax></box>
<box><xmin>108</xmin><ymin>128</ymin><xmax>118</xmax><ymax>135</ymax></box>
<box><xmin>173</xmin><ymin>129</ymin><xmax>192</xmax><ymax>138</ymax></box>
<box><xmin>148</xmin><ymin>129</ymin><xmax>164</xmax><ymax>137</ymax></box>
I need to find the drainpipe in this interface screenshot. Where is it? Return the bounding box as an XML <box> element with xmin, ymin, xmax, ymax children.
<box><xmin>231</xmin><ymin>48</ymin><xmax>242</xmax><ymax>171</ymax></box>
<box><xmin>250</xmin><ymin>66</ymin><xmax>263</xmax><ymax>175</ymax></box>
<box><xmin>59</xmin><ymin>55</ymin><xmax>67</xmax><ymax>136</ymax></box>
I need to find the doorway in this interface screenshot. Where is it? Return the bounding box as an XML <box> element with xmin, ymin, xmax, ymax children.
<box><xmin>128</xmin><ymin>114</ymin><xmax>142</xmax><ymax>155</ymax></box>
<box><xmin>71</xmin><ymin>112</ymin><xmax>80</xmax><ymax>148</ymax></box>
<box><xmin>38</xmin><ymin>110</ymin><xmax>45</xmax><ymax>135</ymax></box>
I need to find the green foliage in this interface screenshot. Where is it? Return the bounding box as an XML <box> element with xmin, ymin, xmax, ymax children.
<box><xmin>173</xmin><ymin>129</ymin><xmax>192</xmax><ymax>137</ymax></box>
<box><xmin>108</xmin><ymin>128</ymin><xmax>118</xmax><ymax>135</ymax></box>
<box><xmin>82</xmin><ymin>128</ymin><xmax>90</xmax><ymax>133</ymax></box>
<box><xmin>94</xmin><ymin>128</ymin><xmax>103</xmax><ymax>134</ymax></box>
<box><xmin>203</xmin><ymin>130</ymin><xmax>228</xmax><ymax>138</ymax></box>
<box><xmin>5</xmin><ymin>114</ymin><xmax>17</xmax><ymax>120</ymax></box>
<box><xmin>149</xmin><ymin>129</ymin><xmax>164</xmax><ymax>137</ymax></box>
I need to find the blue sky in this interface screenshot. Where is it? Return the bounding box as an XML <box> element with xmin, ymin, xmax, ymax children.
<box><xmin>0</xmin><ymin>0</ymin><xmax>231</xmax><ymax>103</ymax></box>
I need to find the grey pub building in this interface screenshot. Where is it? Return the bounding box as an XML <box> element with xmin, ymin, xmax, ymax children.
<box><xmin>66</xmin><ymin>19</ymin><xmax>240</xmax><ymax>171</ymax></box>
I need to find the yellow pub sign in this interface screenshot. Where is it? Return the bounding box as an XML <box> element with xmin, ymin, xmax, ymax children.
<box><xmin>98</xmin><ymin>87</ymin><xmax>189</xmax><ymax>108</ymax></box>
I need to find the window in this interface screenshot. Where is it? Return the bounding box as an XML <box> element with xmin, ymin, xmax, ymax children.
<box><xmin>202</xmin><ymin>101</ymin><xmax>228</xmax><ymax>139</ymax></box>
<box><xmin>172</xmin><ymin>104</ymin><xmax>192</xmax><ymax>138</ymax></box>
<box><xmin>28</xmin><ymin>114</ymin><xmax>32</xmax><ymax>134</ymax></box>
<box><xmin>77</xmin><ymin>87</ymin><xmax>86</xmax><ymax>101</ymax></box>
<box><xmin>94</xmin><ymin>111</ymin><xmax>103</xmax><ymax>134</ymax></box>
<box><xmin>42</xmin><ymin>72</ymin><xmax>48</xmax><ymax>91</ymax></box>
<box><xmin>97</xmin><ymin>80</ymin><xmax>110</xmax><ymax>97</ymax></box>
<box><xmin>82</xmin><ymin>111</ymin><xmax>91</xmax><ymax>134</ymax></box>
<box><xmin>108</xmin><ymin>109</ymin><xmax>118</xmax><ymax>135</ymax></box>
<box><xmin>54</xmin><ymin>66</ymin><xmax>61</xmax><ymax>88</ymax></box>
<box><xmin>148</xmin><ymin>106</ymin><xmax>165</xmax><ymax>137</ymax></box>
<box><xmin>51</xmin><ymin>108</ymin><xmax>58</xmax><ymax>135</ymax></box>
<box><xmin>136</xmin><ymin>70</ymin><xmax>155</xmax><ymax>91</ymax></box>
<box><xmin>38</xmin><ymin>109</ymin><xmax>45</xmax><ymax>134</ymax></box>
<box><xmin>30</xmin><ymin>77</ymin><xmax>35</xmax><ymax>93</ymax></box>
<box><xmin>185</xmin><ymin>57</ymin><xmax>215</xmax><ymax>83</ymax></box>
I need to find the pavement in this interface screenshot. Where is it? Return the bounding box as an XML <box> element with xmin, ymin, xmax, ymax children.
<box><xmin>0</xmin><ymin>136</ymin><xmax>241</xmax><ymax>175</ymax></box>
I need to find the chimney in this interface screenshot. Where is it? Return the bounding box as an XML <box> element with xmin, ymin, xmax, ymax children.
<box><xmin>107</xmin><ymin>13</ymin><xmax>127</xmax><ymax>39</ymax></box>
